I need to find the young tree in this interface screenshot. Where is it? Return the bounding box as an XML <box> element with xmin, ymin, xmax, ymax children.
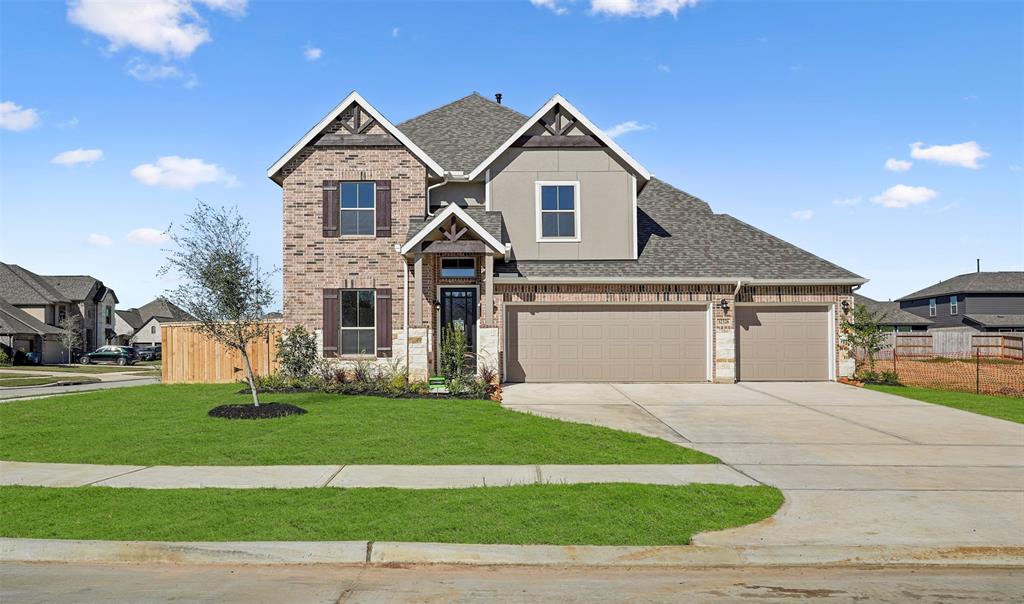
<box><xmin>57</xmin><ymin>315</ymin><xmax>83</xmax><ymax>364</ymax></box>
<box><xmin>840</xmin><ymin>302</ymin><xmax>889</xmax><ymax>372</ymax></box>
<box><xmin>159</xmin><ymin>202</ymin><xmax>276</xmax><ymax>406</ymax></box>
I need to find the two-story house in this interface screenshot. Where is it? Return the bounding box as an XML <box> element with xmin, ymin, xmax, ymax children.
<box><xmin>0</xmin><ymin>262</ymin><xmax>118</xmax><ymax>361</ymax></box>
<box><xmin>270</xmin><ymin>92</ymin><xmax>864</xmax><ymax>383</ymax></box>
<box><xmin>114</xmin><ymin>297</ymin><xmax>195</xmax><ymax>347</ymax></box>
<box><xmin>897</xmin><ymin>271</ymin><xmax>1024</xmax><ymax>332</ymax></box>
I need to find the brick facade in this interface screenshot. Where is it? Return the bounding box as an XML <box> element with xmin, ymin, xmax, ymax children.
<box><xmin>280</xmin><ymin>111</ymin><xmax>428</xmax><ymax>353</ymax></box>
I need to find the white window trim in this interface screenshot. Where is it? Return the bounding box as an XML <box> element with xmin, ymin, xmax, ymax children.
<box><xmin>340</xmin><ymin>288</ymin><xmax>377</xmax><ymax>357</ymax></box>
<box><xmin>950</xmin><ymin>296</ymin><xmax>958</xmax><ymax>315</ymax></box>
<box><xmin>340</xmin><ymin>181</ymin><xmax>376</xmax><ymax>238</ymax></box>
<box><xmin>441</xmin><ymin>257</ymin><xmax>477</xmax><ymax>279</ymax></box>
<box><xmin>928</xmin><ymin>298</ymin><xmax>937</xmax><ymax>317</ymax></box>
<box><xmin>535</xmin><ymin>181</ymin><xmax>581</xmax><ymax>243</ymax></box>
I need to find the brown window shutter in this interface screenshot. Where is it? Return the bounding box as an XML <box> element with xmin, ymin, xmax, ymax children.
<box><xmin>375</xmin><ymin>180</ymin><xmax>391</xmax><ymax>238</ymax></box>
<box><xmin>322</xmin><ymin>288</ymin><xmax>339</xmax><ymax>358</ymax></box>
<box><xmin>323</xmin><ymin>180</ymin><xmax>339</xmax><ymax>237</ymax></box>
<box><xmin>375</xmin><ymin>288</ymin><xmax>392</xmax><ymax>357</ymax></box>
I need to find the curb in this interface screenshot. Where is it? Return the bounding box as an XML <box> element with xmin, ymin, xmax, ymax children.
<box><xmin>2</xmin><ymin>538</ymin><xmax>1022</xmax><ymax>568</ymax></box>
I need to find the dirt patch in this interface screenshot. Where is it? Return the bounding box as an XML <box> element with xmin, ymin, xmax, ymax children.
<box><xmin>208</xmin><ymin>403</ymin><xmax>308</xmax><ymax>420</ymax></box>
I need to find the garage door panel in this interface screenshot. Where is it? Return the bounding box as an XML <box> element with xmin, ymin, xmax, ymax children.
<box><xmin>737</xmin><ymin>306</ymin><xmax>829</xmax><ymax>382</ymax></box>
<box><xmin>506</xmin><ymin>304</ymin><xmax>708</xmax><ymax>383</ymax></box>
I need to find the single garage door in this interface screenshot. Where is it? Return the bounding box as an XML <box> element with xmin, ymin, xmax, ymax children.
<box><xmin>505</xmin><ymin>304</ymin><xmax>708</xmax><ymax>382</ymax></box>
<box><xmin>736</xmin><ymin>305</ymin><xmax>830</xmax><ymax>381</ymax></box>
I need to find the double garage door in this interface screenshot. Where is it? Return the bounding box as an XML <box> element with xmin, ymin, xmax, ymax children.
<box><xmin>505</xmin><ymin>303</ymin><xmax>831</xmax><ymax>383</ymax></box>
<box><xmin>505</xmin><ymin>304</ymin><xmax>708</xmax><ymax>382</ymax></box>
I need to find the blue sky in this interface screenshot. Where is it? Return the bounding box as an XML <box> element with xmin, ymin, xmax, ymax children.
<box><xmin>1</xmin><ymin>0</ymin><xmax>1021</xmax><ymax>308</ymax></box>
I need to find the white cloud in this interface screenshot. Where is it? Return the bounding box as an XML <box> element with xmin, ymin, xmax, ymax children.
<box><xmin>126</xmin><ymin>228</ymin><xmax>171</xmax><ymax>245</ymax></box>
<box><xmin>871</xmin><ymin>185</ymin><xmax>937</xmax><ymax>209</ymax></box>
<box><xmin>0</xmin><ymin>101</ymin><xmax>41</xmax><ymax>131</ymax></box>
<box><xmin>604</xmin><ymin>120</ymin><xmax>650</xmax><ymax>138</ymax></box>
<box><xmin>67</xmin><ymin>0</ymin><xmax>247</xmax><ymax>58</ymax></box>
<box><xmin>1010</xmin><ymin>164</ymin><xmax>1022</xmax><ymax>172</ymax></box>
<box><xmin>303</xmin><ymin>46</ymin><xmax>322</xmax><ymax>61</ymax></box>
<box><xmin>656</xmin><ymin>64</ymin><xmax>671</xmax><ymax>73</ymax></box>
<box><xmin>531</xmin><ymin>0</ymin><xmax>571</xmax><ymax>15</ymax></box>
<box><xmin>910</xmin><ymin>141</ymin><xmax>989</xmax><ymax>169</ymax></box>
<box><xmin>392</xmin><ymin>27</ymin><xmax>400</xmax><ymax>37</ymax></box>
<box><xmin>591</xmin><ymin>0</ymin><xmax>699</xmax><ymax>17</ymax></box>
<box><xmin>56</xmin><ymin>117</ymin><xmax>80</xmax><ymax>129</ymax></box>
<box><xmin>51</xmin><ymin>148</ymin><xmax>104</xmax><ymax>166</ymax></box>
<box><xmin>832</xmin><ymin>196</ymin><xmax>862</xmax><ymax>207</ymax></box>
<box><xmin>86</xmin><ymin>233</ymin><xmax>113</xmax><ymax>247</ymax></box>
<box><xmin>884</xmin><ymin>158</ymin><xmax>912</xmax><ymax>172</ymax></box>
<box><xmin>791</xmin><ymin>209</ymin><xmax>814</xmax><ymax>221</ymax></box>
<box><xmin>131</xmin><ymin>156</ymin><xmax>237</xmax><ymax>189</ymax></box>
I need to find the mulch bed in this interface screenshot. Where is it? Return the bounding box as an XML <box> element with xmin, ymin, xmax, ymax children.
<box><xmin>208</xmin><ymin>403</ymin><xmax>308</xmax><ymax>420</ymax></box>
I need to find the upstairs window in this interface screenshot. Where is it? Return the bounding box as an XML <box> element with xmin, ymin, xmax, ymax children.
<box><xmin>950</xmin><ymin>296</ymin><xmax>958</xmax><ymax>315</ymax></box>
<box><xmin>105</xmin><ymin>306</ymin><xmax>113</xmax><ymax>324</ymax></box>
<box><xmin>341</xmin><ymin>289</ymin><xmax>375</xmax><ymax>355</ymax></box>
<box><xmin>441</xmin><ymin>258</ymin><xmax>476</xmax><ymax>278</ymax></box>
<box><xmin>340</xmin><ymin>182</ymin><xmax>375</xmax><ymax>236</ymax></box>
<box><xmin>928</xmin><ymin>298</ymin><xmax>937</xmax><ymax>317</ymax></box>
<box><xmin>537</xmin><ymin>182</ymin><xmax>579</xmax><ymax>241</ymax></box>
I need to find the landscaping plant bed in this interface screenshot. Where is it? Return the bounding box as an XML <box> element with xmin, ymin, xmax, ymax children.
<box><xmin>208</xmin><ymin>403</ymin><xmax>308</xmax><ymax>420</ymax></box>
<box><xmin>237</xmin><ymin>386</ymin><xmax>491</xmax><ymax>400</ymax></box>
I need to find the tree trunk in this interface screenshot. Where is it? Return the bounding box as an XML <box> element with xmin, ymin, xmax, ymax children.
<box><xmin>239</xmin><ymin>347</ymin><xmax>260</xmax><ymax>407</ymax></box>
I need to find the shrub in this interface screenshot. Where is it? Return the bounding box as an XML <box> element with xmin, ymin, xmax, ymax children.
<box><xmin>276</xmin><ymin>325</ymin><xmax>318</xmax><ymax>379</ymax></box>
<box><xmin>440</xmin><ymin>323</ymin><xmax>470</xmax><ymax>382</ymax></box>
<box><xmin>877</xmin><ymin>370</ymin><xmax>902</xmax><ymax>386</ymax></box>
<box><xmin>0</xmin><ymin>348</ymin><xmax>10</xmax><ymax>367</ymax></box>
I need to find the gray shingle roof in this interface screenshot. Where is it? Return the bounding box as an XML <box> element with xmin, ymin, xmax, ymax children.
<box><xmin>963</xmin><ymin>314</ymin><xmax>1024</xmax><ymax>328</ymax></box>
<box><xmin>135</xmin><ymin>298</ymin><xmax>194</xmax><ymax>323</ymax></box>
<box><xmin>898</xmin><ymin>272</ymin><xmax>1024</xmax><ymax>300</ymax></box>
<box><xmin>404</xmin><ymin>205</ymin><xmax>505</xmax><ymax>246</ymax></box>
<box><xmin>0</xmin><ymin>298</ymin><xmax>62</xmax><ymax>336</ymax></box>
<box><xmin>397</xmin><ymin>93</ymin><xmax>527</xmax><ymax>174</ymax></box>
<box><xmin>115</xmin><ymin>309</ymin><xmax>144</xmax><ymax>330</ymax></box>
<box><xmin>0</xmin><ymin>263</ymin><xmax>69</xmax><ymax>305</ymax></box>
<box><xmin>43</xmin><ymin>275</ymin><xmax>100</xmax><ymax>302</ymax></box>
<box><xmin>854</xmin><ymin>294</ymin><xmax>932</xmax><ymax>326</ymax></box>
<box><xmin>494</xmin><ymin>178</ymin><xmax>864</xmax><ymax>282</ymax></box>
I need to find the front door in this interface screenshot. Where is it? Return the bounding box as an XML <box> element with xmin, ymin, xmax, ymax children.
<box><xmin>440</xmin><ymin>287</ymin><xmax>477</xmax><ymax>368</ymax></box>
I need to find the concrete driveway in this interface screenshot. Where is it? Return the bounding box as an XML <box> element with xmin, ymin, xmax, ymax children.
<box><xmin>503</xmin><ymin>382</ymin><xmax>1024</xmax><ymax>549</ymax></box>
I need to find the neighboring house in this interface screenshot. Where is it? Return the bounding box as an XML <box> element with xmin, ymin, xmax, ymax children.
<box><xmin>114</xmin><ymin>298</ymin><xmax>194</xmax><ymax>347</ymax></box>
<box><xmin>0</xmin><ymin>298</ymin><xmax>64</xmax><ymax>363</ymax></box>
<box><xmin>897</xmin><ymin>271</ymin><xmax>1024</xmax><ymax>332</ymax></box>
<box><xmin>0</xmin><ymin>262</ymin><xmax>117</xmax><ymax>355</ymax></box>
<box><xmin>269</xmin><ymin>92</ymin><xmax>865</xmax><ymax>383</ymax></box>
<box><xmin>854</xmin><ymin>294</ymin><xmax>931</xmax><ymax>332</ymax></box>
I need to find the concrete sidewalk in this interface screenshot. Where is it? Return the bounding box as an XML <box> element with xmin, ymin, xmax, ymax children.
<box><xmin>0</xmin><ymin>461</ymin><xmax>757</xmax><ymax>489</ymax></box>
<box><xmin>0</xmin><ymin>376</ymin><xmax>158</xmax><ymax>401</ymax></box>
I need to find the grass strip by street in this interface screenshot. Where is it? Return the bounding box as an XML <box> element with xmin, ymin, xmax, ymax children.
<box><xmin>865</xmin><ymin>385</ymin><xmax>1023</xmax><ymax>424</ymax></box>
<box><xmin>0</xmin><ymin>365</ymin><xmax>156</xmax><ymax>374</ymax></box>
<box><xmin>0</xmin><ymin>384</ymin><xmax>715</xmax><ymax>465</ymax></box>
<box><xmin>0</xmin><ymin>483</ymin><xmax>781</xmax><ymax>545</ymax></box>
<box><xmin>0</xmin><ymin>377</ymin><xmax>61</xmax><ymax>387</ymax></box>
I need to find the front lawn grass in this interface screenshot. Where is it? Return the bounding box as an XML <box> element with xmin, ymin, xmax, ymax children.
<box><xmin>0</xmin><ymin>384</ymin><xmax>715</xmax><ymax>465</ymax></box>
<box><xmin>4</xmin><ymin>364</ymin><xmax>154</xmax><ymax>374</ymax></box>
<box><xmin>0</xmin><ymin>483</ymin><xmax>781</xmax><ymax>545</ymax></box>
<box><xmin>866</xmin><ymin>385</ymin><xmax>1024</xmax><ymax>424</ymax></box>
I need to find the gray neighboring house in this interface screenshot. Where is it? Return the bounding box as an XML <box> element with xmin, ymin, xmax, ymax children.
<box><xmin>0</xmin><ymin>262</ymin><xmax>118</xmax><ymax>358</ymax></box>
<box><xmin>854</xmin><ymin>294</ymin><xmax>931</xmax><ymax>332</ymax></box>
<box><xmin>114</xmin><ymin>298</ymin><xmax>194</xmax><ymax>347</ymax></box>
<box><xmin>897</xmin><ymin>271</ymin><xmax>1024</xmax><ymax>332</ymax></box>
<box><xmin>0</xmin><ymin>298</ymin><xmax>64</xmax><ymax>363</ymax></box>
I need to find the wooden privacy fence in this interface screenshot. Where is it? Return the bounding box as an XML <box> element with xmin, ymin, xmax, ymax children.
<box><xmin>879</xmin><ymin>332</ymin><xmax>1024</xmax><ymax>360</ymax></box>
<box><xmin>162</xmin><ymin>321</ymin><xmax>282</xmax><ymax>384</ymax></box>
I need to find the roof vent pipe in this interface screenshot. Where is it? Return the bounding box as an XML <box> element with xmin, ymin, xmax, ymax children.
<box><xmin>495</xmin><ymin>93</ymin><xmax>503</xmax><ymax>104</ymax></box>
<box><xmin>977</xmin><ymin>258</ymin><xmax>980</xmax><ymax>273</ymax></box>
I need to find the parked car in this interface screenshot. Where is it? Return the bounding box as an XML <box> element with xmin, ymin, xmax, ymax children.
<box><xmin>80</xmin><ymin>346</ymin><xmax>138</xmax><ymax>366</ymax></box>
<box><xmin>135</xmin><ymin>345</ymin><xmax>161</xmax><ymax>361</ymax></box>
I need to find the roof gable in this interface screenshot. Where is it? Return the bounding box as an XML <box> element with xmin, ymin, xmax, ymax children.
<box><xmin>466</xmin><ymin>94</ymin><xmax>652</xmax><ymax>182</ymax></box>
<box><xmin>400</xmin><ymin>204</ymin><xmax>506</xmax><ymax>256</ymax></box>
<box><xmin>267</xmin><ymin>91</ymin><xmax>445</xmax><ymax>184</ymax></box>
<box><xmin>0</xmin><ymin>298</ymin><xmax>62</xmax><ymax>335</ymax></box>
<box><xmin>854</xmin><ymin>294</ymin><xmax>932</xmax><ymax>326</ymax></box>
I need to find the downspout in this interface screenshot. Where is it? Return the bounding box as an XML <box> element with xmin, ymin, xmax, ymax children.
<box><xmin>426</xmin><ymin>177</ymin><xmax>450</xmax><ymax>217</ymax></box>
<box><xmin>397</xmin><ymin>244</ymin><xmax>411</xmax><ymax>377</ymax></box>
<box><xmin>733</xmin><ymin>279</ymin><xmax>744</xmax><ymax>298</ymax></box>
